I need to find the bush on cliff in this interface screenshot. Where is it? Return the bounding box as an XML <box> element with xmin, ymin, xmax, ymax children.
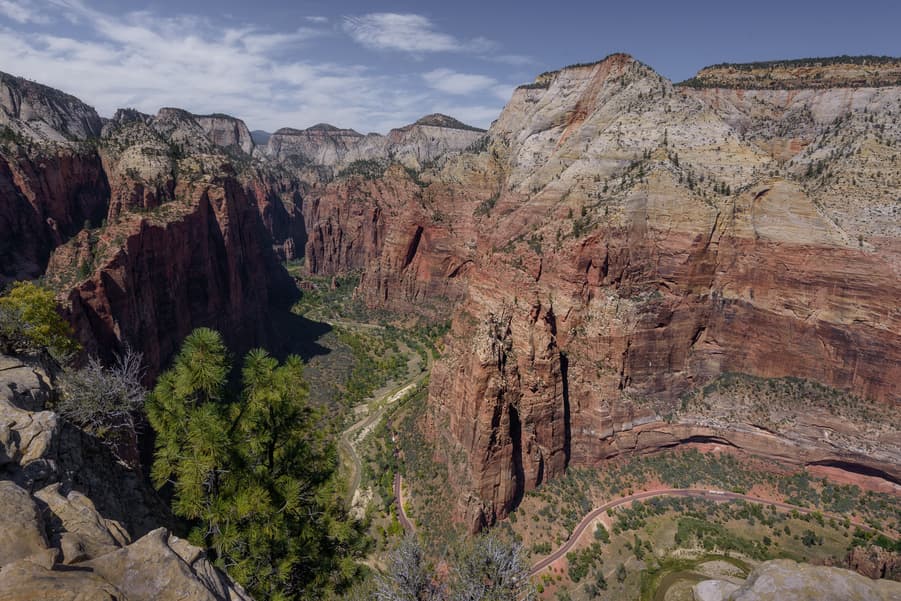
<box><xmin>0</xmin><ymin>280</ymin><xmax>80</xmax><ymax>360</ymax></box>
<box><xmin>148</xmin><ymin>328</ymin><xmax>362</xmax><ymax>600</ymax></box>
<box><xmin>57</xmin><ymin>348</ymin><xmax>146</xmax><ymax>464</ymax></box>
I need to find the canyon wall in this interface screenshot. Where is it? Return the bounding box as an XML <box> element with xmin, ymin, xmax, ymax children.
<box><xmin>418</xmin><ymin>55</ymin><xmax>901</xmax><ymax>528</ymax></box>
<box><xmin>1</xmin><ymin>55</ymin><xmax>899</xmax><ymax>531</ymax></box>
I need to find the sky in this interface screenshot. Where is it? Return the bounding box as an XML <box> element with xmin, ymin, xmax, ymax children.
<box><xmin>0</xmin><ymin>0</ymin><xmax>898</xmax><ymax>133</ymax></box>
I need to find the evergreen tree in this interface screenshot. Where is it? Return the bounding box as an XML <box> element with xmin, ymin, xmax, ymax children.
<box><xmin>147</xmin><ymin>329</ymin><xmax>361</xmax><ymax>600</ymax></box>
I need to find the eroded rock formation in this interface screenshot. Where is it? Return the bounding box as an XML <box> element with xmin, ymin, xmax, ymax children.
<box><xmin>693</xmin><ymin>559</ymin><xmax>901</xmax><ymax>601</ymax></box>
<box><xmin>0</xmin><ymin>355</ymin><xmax>248</xmax><ymax>601</ymax></box>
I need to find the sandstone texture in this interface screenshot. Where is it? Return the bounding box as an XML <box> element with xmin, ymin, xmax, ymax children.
<box><xmin>0</xmin><ymin>356</ymin><xmax>250</xmax><ymax>601</ymax></box>
<box><xmin>0</xmin><ymin>71</ymin><xmax>102</xmax><ymax>142</ymax></box>
<box><xmin>693</xmin><ymin>559</ymin><xmax>901</xmax><ymax>601</ymax></box>
<box><xmin>262</xmin><ymin>113</ymin><xmax>485</xmax><ymax>172</ymax></box>
<box><xmin>848</xmin><ymin>546</ymin><xmax>901</xmax><ymax>581</ymax></box>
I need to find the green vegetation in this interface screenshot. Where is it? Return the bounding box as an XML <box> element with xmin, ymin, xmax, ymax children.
<box><xmin>682</xmin><ymin>372</ymin><xmax>898</xmax><ymax>431</ymax></box>
<box><xmin>336</xmin><ymin>327</ymin><xmax>409</xmax><ymax>407</ymax></box>
<box><xmin>474</xmin><ymin>193</ymin><xmax>499</xmax><ymax>216</ymax></box>
<box><xmin>0</xmin><ymin>281</ymin><xmax>80</xmax><ymax>359</ymax></box>
<box><xmin>514</xmin><ymin>448</ymin><xmax>900</xmax><ymax>576</ymax></box>
<box><xmin>0</xmin><ymin>125</ymin><xmax>26</xmax><ymax>146</ymax></box>
<box><xmin>696</xmin><ymin>55</ymin><xmax>900</xmax><ymax>72</ymax></box>
<box><xmin>338</xmin><ymin>159</ymin><xmax>388</xmax><ymax>180</ymax></box>
<box><xmin>147</xmin><ymin>328</ymin><xmax>363</xmax><ymax>600</ymax></box>
<box><xmin>291</xmin><ymin>273</ymin><xmax>364</xmax><ymax>321</ymax></box>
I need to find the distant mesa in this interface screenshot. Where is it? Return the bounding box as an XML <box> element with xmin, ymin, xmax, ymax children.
<box><xmin>680</xmin><ymin>54</ymin><xmax>901</xmax><ymax>89</ymax></box>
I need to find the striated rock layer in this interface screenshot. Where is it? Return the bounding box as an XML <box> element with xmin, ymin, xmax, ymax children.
<box><xmin>413</xmin><ymin>54</ymin><xmax>901</xmax><ymax>528</ymax></box>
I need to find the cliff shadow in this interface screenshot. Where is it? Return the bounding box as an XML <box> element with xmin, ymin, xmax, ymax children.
<box><xmin>560</xmin><ymin>351</ymin><xmax>572</xmax><ymax>470</ymax></box>
<box><xmin>265</xmin><ymin>307</ymin><xmax>334</xmax><ymax>363</ymax></box>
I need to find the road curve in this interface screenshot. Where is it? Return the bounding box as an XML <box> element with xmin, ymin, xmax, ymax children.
<box><xmin>395</xmin><ymin>473</ymin><xmax>415</xmax><ymax>533</ymax></box>
<box><xmin>528</xmin><ymin>488</ymin><xmax>873</xmax><ymax>576</ymax></box>
<box><xmin>339</xmin><ymin>342</ymin><xmax>432</xmax><ymax>507</ymax></box>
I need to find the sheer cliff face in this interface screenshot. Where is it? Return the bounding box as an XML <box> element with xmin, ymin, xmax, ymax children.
<box><xmin>0</xmin><ymin>92</ymin><xmax>298</xmax><ymax>377</ymax></box>
<box><xmin>0</xmin><ymin>73</ymin><xmax>110</xmax><ymax>284</ymax></box>
<box><xmin>419</xmin><ymin>55</ymin><xmax>901</xmax><ymax>528</ymax></box>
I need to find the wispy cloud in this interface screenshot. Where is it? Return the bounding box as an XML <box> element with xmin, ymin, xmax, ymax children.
<box><xmin>343</xmin><ymin>13</ymin><xmax>493</xmax><ymax>54</ymax></box>
<box><xmin>423</xmin><ymin>68</ymin><xmax>496</xmax><ymax>95</ymax></box>
<box><xmin>0</xmin><ymin>0</ymin><xmax>51</xmax><ymax>24</ymax></box>
<box><xmin>0</xmin><ymin>1</ymin><xmax>517</xmax><ymax>131</ymax></box>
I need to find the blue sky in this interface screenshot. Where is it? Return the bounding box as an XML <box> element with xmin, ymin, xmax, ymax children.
<box><xmin>0</xmin><ymin>0</ymin><xmax>898</xmax><ymax>133</ymax></box>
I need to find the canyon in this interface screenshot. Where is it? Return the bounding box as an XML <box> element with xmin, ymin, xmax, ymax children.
<box><xmin>1</xmin><ymin>53</ymin><xmax>899</xmax><ymax>536</ymax></box>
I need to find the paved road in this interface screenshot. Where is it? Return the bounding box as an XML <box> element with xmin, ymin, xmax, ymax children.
<box><xmin>338</xmin><ymin>330</ymin><xmax>433</xmax><ymax>508</ymax></box>
<box><xmin>395</xmin><ymin>473</ymin><xmax>415</xmax><ymax>533</ymax></box>
<box><xmin>340</xmin><ymin>378</ymin><xmax>420</xmax><ymax>506</ymax></box>
<box><xmin>528</xmin><ymin>488</ymin><xmax>876</xmax><ymax>576</ymax></box>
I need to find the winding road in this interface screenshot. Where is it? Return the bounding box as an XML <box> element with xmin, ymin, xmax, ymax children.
<box><xmin>528</xmin><ymin>488</ymin><xmax>887</xmax><ymax>576</ymax></box>
<box><xmin>336</xmin><ymin>326</ymin><xmax>433</xmax><ymax>510</ymax></box>
<box><xmin>340</xmin><ymin>378</ymin><xmax>421</xmax><ymax>506</ymax></box>
<box><xmin>394</xmin><ymin>474</ymin><xmax>415</xmax><ymax>533</ymax></box>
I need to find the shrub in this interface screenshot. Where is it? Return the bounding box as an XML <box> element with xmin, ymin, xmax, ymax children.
<box><xmin>57</xmin><ymin>349</ymin><xmax>146</xmax><ymax>462</ymax></box>
<box><xmin>0</xmin><ymin>281</ymin><xmax>79</xmax><ymax>360</ymax></box>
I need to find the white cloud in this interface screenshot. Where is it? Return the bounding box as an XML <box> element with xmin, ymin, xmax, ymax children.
<box><xmin>0</xmin><ymin>1</ymin><xmax>512</xmax><ymax>132</ymax></box>
<box><xmin>423</xmin><ymin>68</ymin><xmax>497</xmax><ymax>95</ymax></box>
<box><xmin>343</xmin><ymin>13</ymin><xmax>493</xmax><ymax>54</ymax></box>
<box><xmin>305</xmin><ymin>16</ymin><xmax>328</xmax><ymax>24</ymax></box>
<box><xmin>0</xmin><ymin>0</ymin><xmax>51</xmax><ymax>24</ymax></box>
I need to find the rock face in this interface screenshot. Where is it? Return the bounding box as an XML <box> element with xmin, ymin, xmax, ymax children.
<box><xmin>847</xmin><ymin>546</ymin><xmax>901</xmax><ymax>581</ymax></box>
<box><xmin>413</xmin><ymin>54</ymin><xmax>901</xmax><ymax>527</ymax></box>
<box><xmin>194</xmin><ymin>113</ymin><xmax>255</xmax><ymax>155</ymax></box>
<box><xmin>262</xmin><ymin>114</ymin><xmax>485</xmax><ymax>172</ymax></box>
<box><xmin>1</xmin><ymin>56</ymin><xmax>899</xmax><ymax>535</ymax></box>
<box><xmin>0</xmin><ymin>95</ymin><xmax>299</xmax><ymax>376</ymax></box>
<box><xmin>693</xmin><ymin>559</ymin><xmax>901</xmax><ymax>601</ymax></box>
<box><xmin>0</xmin><ymin>356</ymin><xmax>250</xmax><ymax>601</ymax></box>
<box><xmin>0</xmin><ymin>71</ymin><xmax>110</xmax><ymax>284</ymax></box>
<box><xmin>0</xmin><ymin>71</ymin><xmax>102</xmax><ymax>142</ymax></box>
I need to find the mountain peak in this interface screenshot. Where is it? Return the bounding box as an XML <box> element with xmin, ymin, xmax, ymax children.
<box><xmin>412</xmin><ymin>113</ymin><xmax>486</xmax><ymax>132</ymax></box>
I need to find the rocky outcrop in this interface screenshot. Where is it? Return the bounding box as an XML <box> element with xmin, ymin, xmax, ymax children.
<box><xmin>847</xmin><ymin>546</ymin><xmax>901</xmax><ymax>581</ymax></box>
<box><xmin>693</xmin><ymin>559</ymin><xmax>901</xmax><ymax>601</ymax></box>
<box><xmin>263</xmin><ymin>114</ymin><xmax>485</xmax><ymax>172</ymax></box>
<box><xmin>0</xmin><ymin>356</ymin><xmax>168</xmax><ymax>536</ymax></box>
<box><xmin>194</xmin><ymin>113</ymin><xmax>255</xmax><ymax>155</ymax></box>
<box><xmin>0</xmin><ymin>144</ymin><xmax>109</xmax><ymax>285</ymax></box>
<box><xmin>5</xmin><ymin>104</ymin><xmax>297</xmax><ymax>376</ymax></box>
<box><xmin>47</xmin><ymin>177</ymin><xmax>291</xmax><ymax>377</ymax></box>
<box><xmin>0</xmin><ymin>356</ymin><xmax>250</xmax><ymax>601</ymax></box>
<box><xmin>0</xmin><ymin>71</ymin><xmax>102</xmax><ymax>142</ymax></box>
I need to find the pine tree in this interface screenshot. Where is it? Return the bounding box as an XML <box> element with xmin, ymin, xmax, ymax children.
<box><xmin>148</xmin><ymin>330</ymin><xmax>360</xmax><ymax>600</ymax></box>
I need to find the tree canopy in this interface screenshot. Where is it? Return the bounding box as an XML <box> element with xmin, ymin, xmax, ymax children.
<box><xmin>147</xmin><ymin>328</ymin><xmax>362</xmax><ymax>600</ymax></box>
<box><xmin>0</xmin><ymin>280</ymin><xmax>79</xmax><ymax>359</ymax></box>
